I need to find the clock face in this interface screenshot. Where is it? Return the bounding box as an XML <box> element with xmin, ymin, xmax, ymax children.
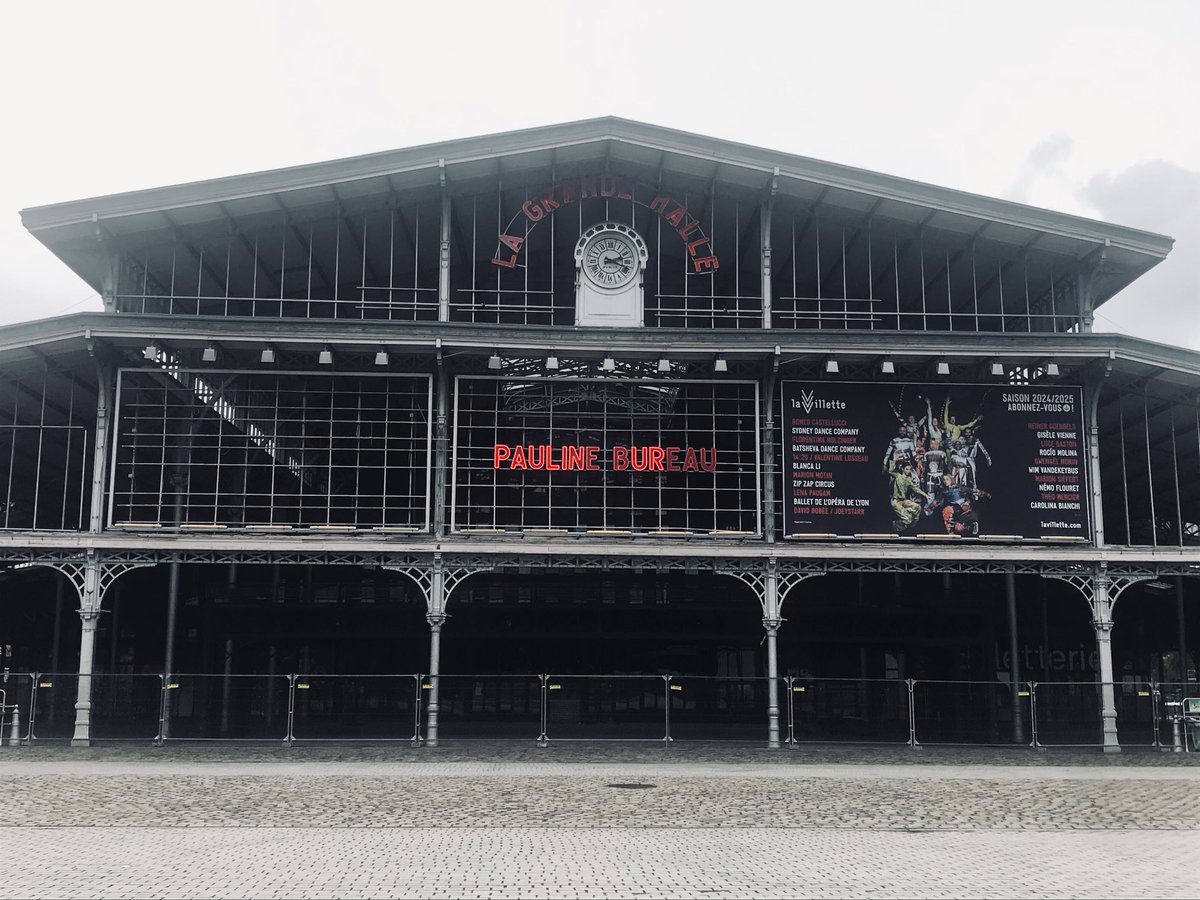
<box><xmin>582</xmin><ymin>230</ymin><xmax>639</xmax><ymax>289</ymax></box>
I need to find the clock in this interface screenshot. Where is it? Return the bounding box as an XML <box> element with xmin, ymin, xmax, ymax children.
<box><xmin>580</xmin><ymin>226</ymin><xmax>640</xmax><ymax>290</ymax></box>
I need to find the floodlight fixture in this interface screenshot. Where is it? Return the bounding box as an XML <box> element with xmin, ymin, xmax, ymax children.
<box><xmin>657</xmin><ymin>357</ymin><xmax>671</xmax><ymax>373</ymax></box>
<box><xmin>318</xmin><ymin>346</ymin><xmax>333</xmax><ymax>365</ymax></box>
<box><xmin>260</xmin><ymin>346</ymin><xmax>276</xmax><ymax>364</ymax></box>
<box><xmin>143</xmin><ymin>343</ymin><xmax>160</xmax><ymax>361</ymax></box>
<box><xmin>990</xmin><ymin>361</ymin><xmax>1005</xmax><ymax>377</ymax></box>
<box><xmin>1045</xmin><ymin>361</ymin><xmax>1060</xmax><ymax>377</ymax></box>
<box><xmin>545</xmin><ymin>355</ymin><xmax>560</xmax><ymax>370</ymax></box>
<box><xmin>374</xmin><ymin>348</ymin><xmax>390</xmax><ymax>366</ymax></box>
<box><xmin>880</xmin><ymin>359</ymin><xmax>895</xmax><ymax>375</ymax></box>
<box><xmin>936</xmin><ymin>360</ymin><xmax>950</xmax><ymax>376</ymax></box>
<box><xmin>487</xmin><ymin>353</ymin><xmax>502</xmax><ymax>370</ymax></box>
<box><xmin>714</xmin><ymin>357</ymin><xmax>728</xmax><ymax>373</ymax></box>
<box><xmin>824</xmin><ymin>358</ymin><xmax>839</xmax><ymax>374</ymax></box>
<box><xmin>601</xmin><ymin>356</ymin><xmax>616</xmax><ymax>371</ymax></box>
<box><xmin>202</xmin><ymin>344</ymin><xmax>218</xmax><ymax>363</ymax></box>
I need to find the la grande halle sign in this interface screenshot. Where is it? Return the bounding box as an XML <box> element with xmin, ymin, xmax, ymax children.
<box><xmin>493</xmin><ymin>444</ymin><xmax>718</xmax><ymax>472</ymax></box>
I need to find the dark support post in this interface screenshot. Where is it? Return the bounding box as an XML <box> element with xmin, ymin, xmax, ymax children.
<box><xmin>1178</xmin><ymin>577</ymin><xmax>1191</xmax><ymax>685</ymax></box>
<box><xmin>161</xmin><ymin>559</ymin><xmax>181</xmax><ymax>739</ymax></box>
<box><xmin>425</xmin><ymin>559</ymin><xmax>446</xmax><ymax>747</ymax></box>
<box><xmin>1005</xmin><ymin>571</ymin><xmax>1025</xmax><ymax>743</ymax></box>
<box><xmin>763</xmin><ymin>561</ymin><xmax>782</xmax><ymax>749</ymax></box>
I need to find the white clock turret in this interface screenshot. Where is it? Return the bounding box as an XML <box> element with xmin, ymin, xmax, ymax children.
<box><xmin>574</xmin><ymin>223</ymin><xmax>648</xmax><ymax>327</ymax></box>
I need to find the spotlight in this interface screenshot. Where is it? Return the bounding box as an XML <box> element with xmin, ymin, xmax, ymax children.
<box><xmin>143</xmin><ymin>343</ymin><xmax>160</xmax><ymax>361</ymax></box>
<box><xmin>487</xmin><ymin>353</ymin><xmax>502</xmax><ymax>370</ymax></box>
<box><xmin>880</xmin><ymin>359</ymin><xmax>895</xmax><ymax>375</ymax></box>
<box><xmin>546</xmin><ymin>355</ymin><xmax>559</xmax><ymax>370</ymax></box>
<box><xmin>825</xmin><ymin>358</ymin><xmax>839</xmax><ymax>374</ymax></box>
<box><xmin>1045</xmin><ymin>361</ymin><xmax>1060</xmax><ymax>377</ymax></box>
<box><xmin>601</xmin><ymin>357</ymin><xmax>615</xmax><ymax>371</ymax></box>
<box><xmin>936</xmin><ymin>360</ymin><xmax>950</xmax><ymax>376</ymax></box>
<box><xmin>714</xmin><ymin>357</ymin><xmax>728</xmax><ymax>373</ymax></box>
<box><xmin>658</xmin><ymin>357</ymin><xmax>671</xmax><ymax>373</ymax></box>
<box><xmin>260</xmin><ymin>347</ymin><xmax>276</xmax><ymax>364</ymax></box>
<box><xmin>318</xmin><ymin>347</ymin><xmax>333</xmax><ymax>365</ymax></box>
<box><xmin>374</xmin><ymin>348</ymin><xmax>389</xmax><ymax>366</ymax></box>
<box><xmin>990</xmin><ymin>361</ymin><xmax>1005</xmax><ymax>377</ymax></box>
<box><xmin>201</xmin><ymin>344</ymin><xmax>217</xmax><ymax>363</ymax></box>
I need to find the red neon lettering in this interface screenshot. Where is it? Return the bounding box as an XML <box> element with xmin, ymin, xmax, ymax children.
<box><xmin>612</xmin><ymin>446</ymin><xmax>629</xmax><ymax>470</ymax></box>
<box><xmin>537</xmin><ymin>190</ymin><xmax>560</xmax><ymax>214</ymax></box>
<box><xmin>629</xmin><ymin>446</ymin><xmax>649</xmax><ymax>471</ymax></box>
<box><xmin>498</xmin><ymin>234</ymin><xmax>524</xmax><ymax>253</ymax></box>
<box><xmin>677</xmin><ymin>217</ymin><xmax>702</xmax><ymax>240</ymax></box>
<box><xmin>665</xmin><ymin>447</ymin><xmax>682</xmax><ymax>471</ymax></box>
<box><xmin>527</xmin><ymin>446</ymin><xmax>545</xmax><ymax>469</ymax></box>
<box><xmin>615</xmin><ymin>176</ymin><xmax>634</xmax><ymax>200</ymax></box>
<box><xmin>561</xmin><ymin>180</ymin><xmax>579</xmax><ymax>204</ymax></box>
<box><xmin>599</xmin><ymin>175</ymin><xmax>616</xmax><ymax>198</ymax></box>
<box><xmin>647</xmin><ymin>446</ymin><xmax>666</xmax><ymax>470</ymax></box>
<box><xmin>692</xmin><ymin>256</ymin><xmax>719</xmax><ymax>273</ymax></box>
<box><xmin>494</xmin><ymin>444</ymin><xmax>512</xmax><ymax>468</ymax></box>
<box><xmin>686</xmin><ymin>237</ymin><xmax>710</xmax><ymax>257</ymax></box>
<box><xmin>491</xmin><ymin>254</ymin><xmax>517</xmax><ymax>268</ymax></box>
<box><xmin>585</xmin><ymin>446</ymin><xmax>600</xmax><ymax>470</ymax></box>
<box><xmin>521</xmin><ymin>200</ymin><xmax>544</xmax><ymax>223</ymax></box>
<box><xmin>699</xmin><ymin>448</ymin><xmax>717</xmax><ymax>472</ymax></box>
<box><xmin>682</xmin><ymin>448</ymin><xmax>699</xmax><ymax>471</ymax></box>
<box><xmin>545</xmin><ymin>445</ymin><xmax>561</xmax><ymax>470</ymax></box>
<box><xmin>579</xmin><ymin>177</ymin><xmax>598</xmax><ymax>199</ymax></box>
<box><xmin>649</xmin><ymin>195</ymin><xmax>671</xmax><ymax>214</ymax></box>
<box><xmin>663</xmin><ymin>205</ymin><xmax>688</xmax><ymax>228</ymax></box>
<box><xmin>511</xmin><ymin>445</ymin><xmax>528</xmax><ymax>469</ymax></box>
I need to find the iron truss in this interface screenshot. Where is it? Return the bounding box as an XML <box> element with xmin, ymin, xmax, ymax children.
<box><xmin>2</xmin><ymin>544</ymin><xmax>1198</xmax><ymax>579</ymax></box>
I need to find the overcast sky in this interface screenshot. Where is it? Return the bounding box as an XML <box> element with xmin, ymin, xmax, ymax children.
<box><xmin>2</xmin><ymin>0</ymin><xmax>1197</xmax><ymax>346</ymax></box>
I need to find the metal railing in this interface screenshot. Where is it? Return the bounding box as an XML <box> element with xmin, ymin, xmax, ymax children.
<box><xmin>0</xmin><ymin>672</ymin><xmax>1191</xmax><ymax>749</ymax></box>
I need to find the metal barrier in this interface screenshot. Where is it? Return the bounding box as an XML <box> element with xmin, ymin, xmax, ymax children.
<box><xmin>544</xmin><ymin>675</ymin><xmax>670</xmax><ymax>742</ymax></box>
<box><xmin>912</xmin><ymin>680</ymin><xmax>1034</xmax><ymax>746</ymax></box>
<box><xmin>289</xmin><ymin>675</ymin><xmax>421</xmax><ymax>743</ymax></box>
<box><xmin>666</xmin><ymin>676</ymin><xmax>779</xmax><ymax>743</ymax></box>
<box><xmin>1031</xmin><ymin>681</ymin><xmax>1155</xmax><ymax>747</ymax></box>
<box><xmin>3</xmin><ymin>670</ymin><xmax>1182</xmax><ymax>749</ymax></box>
<box><xmin>0</xmin><ymin>672</ymin><xmax>34</xmax><ymax>745</ymax></box>
<box><xmin>787</xmin><ymin>677</ymin><xmax>911</xmax><ymax>745</ymax></box>
<box><xmin>434</xmin><ymin>674</ymin><xmax>542</xmax><ymax>741</ymax></box>
<box><xmin>161</xmin><ymin>674</ymin><xmax>291</xmax><ymax>742</ymax></box>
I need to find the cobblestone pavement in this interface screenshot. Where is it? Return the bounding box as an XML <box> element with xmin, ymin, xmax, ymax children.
<box><xmin>1</xmin><ymin>745</ymin><xmax>1198</xmax><ymax>898</ymax></box>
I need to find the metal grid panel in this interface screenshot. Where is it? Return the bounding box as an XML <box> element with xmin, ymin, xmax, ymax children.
<box><xmin>111</xmin><ymin>368</ymin><xmax>431</xmax><ymax>529</ymax></box>
<box><xmin>451</xmin><ymin>376</ymin><xmax>760</xmax><ymax>534</ymax></box>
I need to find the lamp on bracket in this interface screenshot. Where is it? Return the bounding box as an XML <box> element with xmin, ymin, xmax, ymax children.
<box><xmin>824</xmin><ymin>358</ymin><xmax>839</xmax><ymax>375</ymax></box>
<box><xmin>880</xmin><ymin>358</ymin><xmax>895</xmax><ymax>375</ymax></box>
<box><xmin>935</xmin><ymin>359</ymin><xmax>950</xmax><ymax>376</ymax></box>
<box><xmin>487</xmin><ymin>352</ymin><xmax>502</xmax><ymax>370</ymax></box>
<box><xmin>714</xmin><ymin>356</ymin><xmax>728</xmax><ymax>373</ymax></box>
<box><xmin>318</xmin><ymin>346</ymin><xmax>333</xmax><ymax>365</ymax></box>
<box><xmin>202</xmin><ymin>343</ymin><xmax>218</xmax><ymax>363</ymax></box>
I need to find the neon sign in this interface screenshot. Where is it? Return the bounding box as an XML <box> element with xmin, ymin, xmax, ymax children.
<box><xmin>491</xmin><ymin>176</ymin><xmax>719</xmax><ymax>273</ymax></box>
<box><xmin>493</xmin><ymin>444</ymin><xmax>717</xmax><ymax>472</ymax></box>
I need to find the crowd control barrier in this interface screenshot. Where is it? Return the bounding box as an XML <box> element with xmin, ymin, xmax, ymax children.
<box><xmin>0</xmin><ymin>672</ymin><xmax>1192</xmax><ymax>749</ymax></box>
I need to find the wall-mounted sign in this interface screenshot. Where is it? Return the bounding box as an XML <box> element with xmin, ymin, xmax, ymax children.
<box><xmin>493</xmin><ymin>443</ymin><xmax>718</xmax><ymax>472</ymax></box>
<box><xmin>781</xmin><ymin>381</ymin><xmax>1088</xmax><ymax>540</ymax></box>
<box><xmin>491</xmin><ymin>175</ymin><xmax>720</xmax><ymax>273</ymax></box>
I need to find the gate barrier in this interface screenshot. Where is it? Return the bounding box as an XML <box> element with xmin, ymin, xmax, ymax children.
<box><xmin>1</xmin><ymin>673</ymin><xmax>1193</xmax><ymax>748</ymax></box>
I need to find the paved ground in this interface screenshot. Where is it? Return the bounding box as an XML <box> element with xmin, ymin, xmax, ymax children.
<box><xmin>1</xmin><ymin>745</ymin><xmax>1198</xmax><ymax>898</ymax></box>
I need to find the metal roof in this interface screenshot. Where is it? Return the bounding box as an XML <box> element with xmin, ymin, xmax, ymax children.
<box><xmin>20</xmin><ymin>118</ymin><xmax>1174</xmax><ymax>306</ymax></box>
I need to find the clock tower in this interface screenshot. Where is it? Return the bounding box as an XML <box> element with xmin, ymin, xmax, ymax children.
<box><xmin>573</xmin><ymin>223</ymin><xmax>648</xmax><ymax>327</ymax></box>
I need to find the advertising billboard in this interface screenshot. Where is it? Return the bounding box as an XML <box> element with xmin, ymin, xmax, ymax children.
<box><xmin>781</xmin><ymin>381</ymin><xmax>1088</xmax><ymax>540</ymax></box>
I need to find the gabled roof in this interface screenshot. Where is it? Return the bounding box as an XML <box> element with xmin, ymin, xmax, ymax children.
<box><xmin>21</xmin><ymin>117</ymin><xmax>1173</xmax><ymax>303</ymax></box>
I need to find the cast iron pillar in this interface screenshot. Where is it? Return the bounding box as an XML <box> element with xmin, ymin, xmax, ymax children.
<box><xmin>32</xmin><ymin>554</ymin><xmax>156</xmax><ymax>746</ymax></box>
<box><xmin>1048</xmin><ymin>564</ymin><xmax>1151</xmax><ymax>753</ymax></box>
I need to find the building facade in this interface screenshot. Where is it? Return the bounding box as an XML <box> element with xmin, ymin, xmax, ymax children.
<box><xmin>2</xmin><ymin>119</ymin><xmax>1197</xmax><ymax>749</ymax></box>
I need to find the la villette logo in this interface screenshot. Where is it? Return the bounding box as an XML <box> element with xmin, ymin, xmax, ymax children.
<box><xmin>793</xmin><ymin>388</ymin><xmax>847</xmax><ymax>414</ymax></box>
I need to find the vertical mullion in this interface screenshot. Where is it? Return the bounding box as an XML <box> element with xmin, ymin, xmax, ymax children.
<box><xmin>1171</xmin><ymin>404</ymin><xmax>1183</xmax><ymax>547</ymax></box>
<box><xmin>1118</xmin><ymin>395</ymin><xmax>1131</xmax><ymax>542</ymax></box>
<box><xmin>1144</xmin><ymin>394</ymin><xmax>1157</xmax><ymax>547</ymax></box>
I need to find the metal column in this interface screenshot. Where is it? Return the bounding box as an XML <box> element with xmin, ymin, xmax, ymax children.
<box><xmin>1091</xmin><ymin>568</ymin><xmax>1121</xmax><ymax>753</ymax></box>
<box><xmin>425</xmin><ymin>560</ymin><xmax>447</xmax><ymax>747</ymax></box>
<box><xmin>1005</xmin><ymin>571</ymin><xmax>1025</xmax><ymax>744</ymax></box>
<box><xmin>71</xmin><ymin>560</ymin><xmax>102</xmax><ymax>747</ymax></box>
<box><xmin>763</xmin><ymin>561</ymin><xmax>782</xmax><ymax>749</ymax></box>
